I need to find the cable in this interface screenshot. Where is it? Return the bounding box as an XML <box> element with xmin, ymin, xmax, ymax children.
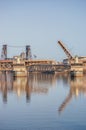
<box><xmin>8</xmin><ymin>45</ymin><xmax>25</xmax><ymax>48</ymax></box>
<box><xmin>0</xmin><ymin>43</ymin><xmax>26</xmax><ymax>48</ymax></box>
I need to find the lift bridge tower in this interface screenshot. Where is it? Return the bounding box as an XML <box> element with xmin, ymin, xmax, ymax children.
<box><xmin>1</xmin><ymin>44</ymin><xmax>7</xmax><ymax>60</ymax></box>
<box><xmin>26</xmin><ymin>45</ymin><xmax>32</xmax><ymax>60</ymax></box>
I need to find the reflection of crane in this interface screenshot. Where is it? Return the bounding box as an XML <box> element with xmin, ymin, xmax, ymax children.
<box><xmin>58</xmin><ymin>41</ymin><xmax>73</xmax><ymax>59</ymax></box>
<box><xmin>58</xmin><ymin>86</ymin><xmax>79</xmax><ymax>114</ymax></box>
<box><xmin>58</xmin><ymin>77</ymin><xmax>86</xmax><ymax>114</ymax></box>
<box><xmin>58</xmin><ymin>92</ymin><xmax>72</xmax><ymax>114</ymax></box>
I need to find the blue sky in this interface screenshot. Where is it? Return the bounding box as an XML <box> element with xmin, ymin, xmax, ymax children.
<box><xmin>0</xmin><ymin>0</ymin><xmax>86</xmax><ymax>61</ymax></box>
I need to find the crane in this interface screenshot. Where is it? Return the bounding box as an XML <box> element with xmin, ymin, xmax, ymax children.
<box><xmin>58</xmin><ymin>41</ymin><xmax>73</xmax><ymax>59</ymax></box>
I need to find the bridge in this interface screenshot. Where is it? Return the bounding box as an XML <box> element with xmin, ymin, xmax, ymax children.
<box><xmin>0</xmin><ymin>60</ymin><xmax>13</xmax><ymax>71</ymax></box>
<box><xmin>0</xmin><ymin>59</ymin><xmax>70</xmax><ymax>76</ymax></box>
<box><xmin>0</xmin><ymin>40</ymin><xmax>86</xmax><ymax>77</ymax></box>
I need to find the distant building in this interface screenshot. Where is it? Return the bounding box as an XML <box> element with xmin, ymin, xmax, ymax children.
<box><xmin>20</xmin><ymin>52</ymin><xmax>26</xmax><ymax>60</ymax></box>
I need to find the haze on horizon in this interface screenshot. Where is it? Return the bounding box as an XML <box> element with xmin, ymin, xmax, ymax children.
<box><xmin>0</xmin><ymin>0</ymin><xmax>86</xmax><ymax>61</ymax></box>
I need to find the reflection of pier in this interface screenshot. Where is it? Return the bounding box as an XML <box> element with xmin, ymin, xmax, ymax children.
<box><xmin>58</xmin><ymin>76</ymin><xmax>86</xmax><ymax>114</ymax></box>
<box><xmin>0</xmin><ymin>72</ymin><xmax>57</xmax><ymax>103</ymax></box>
<box><xmin>0</xmin><ymin>71</ymin><xmax>13</xmax><ymax>103</ymax></box>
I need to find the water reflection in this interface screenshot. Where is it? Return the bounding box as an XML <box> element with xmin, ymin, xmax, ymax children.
<box><xmin>0</xmin><ymin>71</ymin><xmax>13</xmax><ymax>103</ymax></box>
<box><xmin>0</xmin><ymin>72</ymin><xmax>86</xmax><ymax>130</ymax></box>
<box><xmin>58</xmin><ymin>75</ymin><xmax>86</xmax><ymax>114</ymax></box>
<box><xmin>0</xmin><ymin>71</ymin><xmax>86</xmax><ymax>114</ymax></box>
<box><xmin>0</xmin><ymin>72</ymin><xmax>57</xmax><ymax>103</ymax></box>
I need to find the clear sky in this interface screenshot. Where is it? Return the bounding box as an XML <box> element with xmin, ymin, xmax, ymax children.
<box><xmin>0</xmin><ymin>0</ymin><xmax>86</xmax><ymax>61</ymax></box>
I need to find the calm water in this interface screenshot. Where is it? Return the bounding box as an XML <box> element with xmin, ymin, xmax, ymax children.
<box><xmin>0</xmin><ymin>72</ymin><xmax>86</xmax><ymax>130</ymax></box>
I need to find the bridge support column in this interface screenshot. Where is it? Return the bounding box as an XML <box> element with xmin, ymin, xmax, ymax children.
<box><xmin>70</xmin><ymin>63</ymin><xmax>83</xmax><ymax>77</ymax></box>
<box><xmin>13</xmin><ymin>65</ymin><xmax>28</xmax><ymax>77</ymax></box>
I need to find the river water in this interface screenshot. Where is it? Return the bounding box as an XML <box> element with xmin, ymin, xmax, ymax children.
<box><xmin>0</xmin><ymin>72</ymin><xmax>86</xmax><ymax>130</ymax></box>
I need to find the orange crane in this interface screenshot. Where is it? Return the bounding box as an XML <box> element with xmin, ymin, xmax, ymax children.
<box><xmin>58</xmin><ymin>41</ymin><xmax>73</xmax><ymax>60</ymax></box>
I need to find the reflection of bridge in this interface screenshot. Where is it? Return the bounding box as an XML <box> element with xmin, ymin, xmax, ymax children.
<box><xmin>0</xmin><ymin>72</ymin><xmax>57</xmax><ymax>103</ymax></box>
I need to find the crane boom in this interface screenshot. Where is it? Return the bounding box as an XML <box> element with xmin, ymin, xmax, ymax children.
<box><xmin>58</xmin><ymin>41</ymin><xmax>73</xmax><ymax>59</ymax></box>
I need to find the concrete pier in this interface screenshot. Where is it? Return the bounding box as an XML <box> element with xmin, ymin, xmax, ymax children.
<box><xmin>13</xmin><ymin>65</ymin><xmax>28</xmax><ymax>77</ymax></box>
<box><xmin>70</xmin><ymin>63</ymin><xmax>83</xmax><ymax>77</ymax></box>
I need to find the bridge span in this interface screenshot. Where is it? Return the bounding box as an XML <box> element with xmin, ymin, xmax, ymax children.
<box><xmin>0</xmin><ymin>59</ymin><xmax>70</xmax><ymax>76</ymax></box>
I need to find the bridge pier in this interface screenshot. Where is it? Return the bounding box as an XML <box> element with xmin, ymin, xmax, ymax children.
<box><xmin>70</xmin><ymin>63</ymin><xmax>83</xmax><ymax>77</ymax></box>
<box><xmin>13</xmin><ymin>65</ymin><xmax>28</xmax><ymax>77</ymax></box>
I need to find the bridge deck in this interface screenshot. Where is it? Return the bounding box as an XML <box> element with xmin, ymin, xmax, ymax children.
<box><xmin>0</xmin><ymin>59</ymin><xmax>70</xmax><ymax>72</ymax></box>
